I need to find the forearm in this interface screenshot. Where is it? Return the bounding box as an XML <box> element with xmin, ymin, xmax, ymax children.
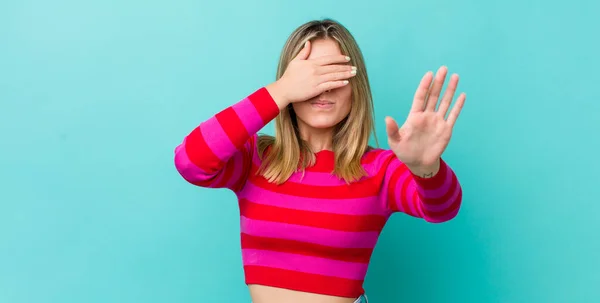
<box><xmin>384</xmin><ymin>155</ymin><xmax>462</xmax><ymax>223</ymax></box>
<box><xmin>409</xmin><ymin>159</ymin><xmax>462</xmax><ymax>223</ymax></box>
<box><xmin>174</xmin><ymin>87</ymin><xmax>280</xmax><ymax>184</ymax></box>
<box><xmin>265</xmin><ymin>81</ymin><xmax>291</xmax><ymax>110</ymax></box>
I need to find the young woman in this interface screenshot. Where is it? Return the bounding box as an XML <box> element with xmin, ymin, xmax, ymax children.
<box><xmin>174</xmin><ymin>19</ymin><xmax>465</xmax><ymax>303</ymax></box>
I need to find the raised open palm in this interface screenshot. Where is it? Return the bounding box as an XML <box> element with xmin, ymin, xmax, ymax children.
<box><xmin>385</xmin><ymin>66</ymin><xmax>466</xmax><ymax>175</ymax></box>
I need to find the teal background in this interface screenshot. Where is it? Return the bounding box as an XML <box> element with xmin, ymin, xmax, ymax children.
<box><xmin>1</xmin><ymin>0</ymin><xmax>599</xmax><ymax>302</ymax></box>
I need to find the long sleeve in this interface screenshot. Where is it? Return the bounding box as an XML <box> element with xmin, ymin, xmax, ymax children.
<box><xmin>174</xmin><ymin>87</ymin><xmax>280</xmax><ymax>192</ymax></box>
<box><xmin>380</xmin><ymin>150</ymin><xmax>463</xmax><ymax>223</ymax></box>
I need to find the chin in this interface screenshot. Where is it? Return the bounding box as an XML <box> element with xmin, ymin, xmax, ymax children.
<box><xmin>299</xmin><ymin>117</ymin><xmax>344</xmax><ymax>129</ymax></box>
<box><xmin>305</xmin><ymin>121</ymin><xmax>338</xmax><ymax>129</ymax></box>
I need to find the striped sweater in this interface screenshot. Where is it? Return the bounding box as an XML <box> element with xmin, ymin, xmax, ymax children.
<box><xmin>173</xmin><ymin>87</ymin><xmax>463</xmax><ymax>298</ymax></box>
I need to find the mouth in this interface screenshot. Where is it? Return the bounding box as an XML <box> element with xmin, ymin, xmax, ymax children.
<box><xmin>310</xmin><ymin>99</ymin><xmax>335</xmax><ymax>109</ymax></box>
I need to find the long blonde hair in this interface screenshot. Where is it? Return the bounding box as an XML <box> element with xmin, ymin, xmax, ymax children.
<box><xmin>257</xmin><ymin>19</ymin><xmax>378</xmax><ymax>184</ymax></box>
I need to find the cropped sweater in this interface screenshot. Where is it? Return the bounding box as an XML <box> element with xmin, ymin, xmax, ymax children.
<box><xmin>173</xmin><ymin>87</ymin><xmax>463</xmax><ymax>298</ymax></box>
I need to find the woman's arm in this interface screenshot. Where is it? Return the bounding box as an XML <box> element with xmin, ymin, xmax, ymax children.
<box><xmin>173</xmin><ymin>87</ymin><xmax>280</xmax><ymax>192</ymax></box>
<box><xmin>381</xmin><ymin>66</ymin><xmax>466</xmax><ymax>222</ymax></box>
<box><xmin>381</xmin><ymin>152</ymin><xmax>462</xmax><ymax>223</ymax></box>
<box><xmin>174</xmin><ymin>42</ymin><xmax>360</xmax><ymax>191</ymax></box>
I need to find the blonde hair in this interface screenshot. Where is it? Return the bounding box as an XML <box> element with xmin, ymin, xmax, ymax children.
<box><xmin>257</xmin><ymin>19</ymin><xmax>378</xmax><ymax>184</ymax></box>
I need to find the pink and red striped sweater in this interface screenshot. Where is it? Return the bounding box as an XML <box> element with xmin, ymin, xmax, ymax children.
<box><xmin>173</xmin><ymin>87</ymin><xmax>462</xmax><ymax>298</ymax></box>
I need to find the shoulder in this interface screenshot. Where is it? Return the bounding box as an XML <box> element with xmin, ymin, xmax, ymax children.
<box><xmin>361</xmin><ymin>147</ymin><xmax>401</xmax><ymax>175</ymax></box>
<box><xmin>362</xmin><ymin>146</ymin><xmax>396</xmax><ymax>162</ymax></box>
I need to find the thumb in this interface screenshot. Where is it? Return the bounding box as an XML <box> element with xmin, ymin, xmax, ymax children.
<box><xmin>293</xmin><ymin>40</ymin><xmax>311</xmax><ymax>61</ymax></box>
<box><xmin>385</xmin><ymin>116</ymin><xmax>402</xmax><ymax>142</ymax></box>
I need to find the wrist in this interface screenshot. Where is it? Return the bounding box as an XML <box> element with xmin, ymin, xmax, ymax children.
<box><xmin>265</xmin><ymin>81</ymin><xmax>290</xmax><ymax>110</ymax></box>
<box><xmin>406</xmin><ymin>158</ymin><xmax>441</xmax><ymax>178</ymax></box>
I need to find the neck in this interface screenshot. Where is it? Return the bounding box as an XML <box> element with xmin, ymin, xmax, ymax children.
<box><xmin>297</xmin><ymin>121</ymin><xmax>334</xmax><ymax>152</ymax></box>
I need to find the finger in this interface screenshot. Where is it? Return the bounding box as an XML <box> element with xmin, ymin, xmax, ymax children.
<box><xmin>446</xmin><ymin>92</ymin><xmax>466</xmax><ymax>127</ymax></box>
<box><xmin>316</xmin><ymin>80</ymin><xmax>349</xmax><ymax>92</ymax></box>
<box><xmin>385</xmin><ymin>116</ymin><xmax>401</xmax><ymax>142</ymax></box>
<box><xmin>437</xmin><ymin>74</ymin><xmax>459</xmax><ymax>117</ymax></box>
<box><xmin>313</xmin><ymin>54</ymin><xmax>351</xmax><ymax>66</ymax></box>
<box><xmin>409</xmin><ymin>71</ymin><xmax>434</xmax><ymax>113</ymax></box>
<box><xmin>424</xmin><ymin>66</ymin><xmax>448</xmax><ymax>111</ymax></box>
<box><xmin>292</xmin><ymin>40</ymin><xmax>311</xmax><ymax>61</ymax></box>
<box><xmin>317</xmin><ymin>64</ymin><xmax>356</xmax><ymax>75</ymax></box>
<box><xmin>319</xmin><ymin>69</ymin><xmax>357</xmax><ymax>82</ymax></box>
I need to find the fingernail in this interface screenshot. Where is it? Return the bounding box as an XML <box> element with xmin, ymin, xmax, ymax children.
<box><xmin>345</xmin><ymin>56</ymin><xmax>351</xmax><ymax>61</ymax></box>
<box><xmin>343</xmin><ymin>80</ymin><xmax>349</xmax><ymax>84</ymax></box>
<box><xmin>350</xmin><ymin>69</ymin><xmax>356</xmax><ymax>75</ymax></box>
<box><xmin>351</xmin><ymin>66</ymin><xmax>357</xmax><ymax>71</ymax></box>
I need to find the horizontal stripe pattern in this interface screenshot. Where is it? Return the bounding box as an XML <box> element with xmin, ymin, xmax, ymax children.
<box><xmin>240</xmin><ymin>216</ymin><xmax>380</xmax><ymax>249</ymax></box>
<box><xmin>214</xmin><ymin>106</ymin><xmax>249</xmax><ymax>151</ymax></box>
<box><xmin>199</xmin><ymin>116</ymin><xmax>237</xmax><ymax>161</ymax></box>
<box><xmin>244</xmin><ymin>266</ymin><xmax>365</xmax><ymax>298</ymax></box>
<box><xmin>385</xmin><ymin>155</ymin><xmax>463</xmax><ymax>222</ymax></box>
<box><xmin>421</xmin><ymin>175</ymin><xmax>462</xmax><ymax>212</ymax></box>
<box><xmin>240</xmin><ymin>199</ymin><xmax>387</xmax><ymax>232</ymax></box>
<box><xmin>241</xmin><ymin>233</ymin><xmax>373</xmax><ymax>263</ymax></box>
<box><xmin>237</xmin><ymin>182</ymin><xmax>387</xmax><ymax>216</ymax></box>
<box><xmin>184</xmin><ymin>126</ymin><xmax>223</xmax><ymax>174</ymax></box>
<box><xmin>285</xmin><ymin>169</ymin><xmax>349</xmax><ymax>186</ymax></box>
<box><xmin>173</xmin><ymin>137</ymin><xmax>213</xmax><ymax>184</ymax></box>
<box><xmin>248</xmin><ymin>167</ymin><xmax>382</xmax><ymax>199</ymax></box>
<box><xmin>416</xmin><ymin>161</ymin><xmax>454</xmax><ymax>198</ymax></box>
<box><xmin>251</xmin><ymin>148</ymin><xmax>391</xmax><ymax>177</ymax></box>
<box><xmin>217</xmin><ymin>143</ymin><xmax>249</xmax><ymax>190</ymax></box>
<box><xmin>174</xmin><ymin>87</ymin><xmax>463</xmax><ymax>298</ymax></box>
<box><xmin>242</xmin><ymin>249</ymin><xmax>368</xmax><ymax>280</ymax></box>
<box><xmin>247</xmin><ymin>87</ymin><xmax>281</xmax><ymax>125</ymax></box>
<box><xmin>274</xmin><ymin>162</ymin><xmax>390</xmax><ymax>187</ymax></box>
<box><xmin>173</xmin><ymin>88</ymin><xmax>277</xmax><ymax>190</ymax></box>
<box><xmin>419</xmin><ymin>186</ymin><xmax>463</xmax><ymax>222</ymax></box>
<box><xmin>232</xmin><ymin>97</ymin><xmax>265</xmax><ymax>136</ymax></box>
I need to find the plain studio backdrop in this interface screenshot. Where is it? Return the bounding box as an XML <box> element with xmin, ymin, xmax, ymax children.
<box><xmin>1</xmin><ymin>0</ymin><xmax>598</xmax><ymax>302</ymax></box>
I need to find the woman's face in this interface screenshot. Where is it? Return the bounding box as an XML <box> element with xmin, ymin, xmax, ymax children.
<box><xmin>292</xmin><ymin>38</ymin><xmax>352</xmax><ymax>131</ymax></box>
